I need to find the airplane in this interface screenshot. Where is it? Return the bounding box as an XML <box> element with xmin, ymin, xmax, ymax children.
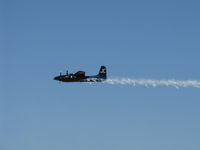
<box><xmin>54</xmin><ymin>66</ymin><xmax>107</xmax><ymax>82</ymax></box>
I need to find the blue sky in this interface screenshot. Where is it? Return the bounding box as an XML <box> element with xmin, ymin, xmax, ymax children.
<box><xmin>1</xmin><ymin>0</ymin><xmax>200</xmax><ymax>150</ymax></box>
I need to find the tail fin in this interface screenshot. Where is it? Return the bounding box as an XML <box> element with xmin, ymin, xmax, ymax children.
<box><xmin>98</xmin><ymin>66</ymin><xmax>107</xmax><ymax>79</ymax></box>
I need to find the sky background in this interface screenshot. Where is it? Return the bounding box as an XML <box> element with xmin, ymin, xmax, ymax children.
<box><xmin>1</xmin><ymin>0</ymin><xmax>200</xmax><ymax>150</ymax></box>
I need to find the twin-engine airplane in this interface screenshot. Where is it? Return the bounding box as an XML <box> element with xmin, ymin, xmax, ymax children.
<box><xmin>54</xmin><ymin>66</ymin><xmax>107</xmax><ymax>82</ymax></box>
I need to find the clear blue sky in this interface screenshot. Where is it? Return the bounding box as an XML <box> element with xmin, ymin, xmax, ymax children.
<box><xmin>1</xmin><ymin>0</ymin><xmax>200</xmax><ymax>150</ymax></box>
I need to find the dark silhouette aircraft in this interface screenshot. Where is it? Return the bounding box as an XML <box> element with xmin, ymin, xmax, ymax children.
<box><xmin>54</xmin><ymin>66</ymin><xmax>107</xmax><ymax>82</ymax></box>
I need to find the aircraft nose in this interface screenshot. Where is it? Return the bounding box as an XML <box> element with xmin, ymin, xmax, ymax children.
<box><xmin>54</xmin><ymin>76</ymin><xmax>58</xmax><ymax>80</ymax></box>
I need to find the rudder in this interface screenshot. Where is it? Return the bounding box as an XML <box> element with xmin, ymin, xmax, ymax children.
<box><xmin>98</xmin><ymin>66</ymin><xmax>107</xmax><ymax>79</ymax></box>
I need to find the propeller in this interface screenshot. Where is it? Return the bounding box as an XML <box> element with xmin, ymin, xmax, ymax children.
<box><xmin>59</xmin><ymin>72</ymin><xmax>62</xmax><ymax>84</ymax></box>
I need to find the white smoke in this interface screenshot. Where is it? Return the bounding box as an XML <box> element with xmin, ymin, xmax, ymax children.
<box><xmin>103</xmin><ymin>78</ymin><xmax>200</xmax><ymax>88</ymax></box>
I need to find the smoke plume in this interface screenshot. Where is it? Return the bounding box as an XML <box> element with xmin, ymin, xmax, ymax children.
<box><xmin>103</xmin><ymin>78</ymin><xmax>200</xmax><ymax>88</ymax></box>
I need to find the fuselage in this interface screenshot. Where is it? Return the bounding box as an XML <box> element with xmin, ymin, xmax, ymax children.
<box><xmin>54</xmin><ymin>75</ymin><xmax>105</xmax><ymax>82</ymax></box>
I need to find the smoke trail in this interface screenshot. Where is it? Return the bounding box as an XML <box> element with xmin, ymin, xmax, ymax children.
<box><xmin>103</xmin><ymin>78</ymin><xmax>200</xmax><ymax>88</ymax></box>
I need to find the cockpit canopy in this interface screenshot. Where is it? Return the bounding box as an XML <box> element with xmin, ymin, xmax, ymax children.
<box><xmin>74</xmin><ymin>71</ymin><xmax>85</xmax><ymax>77</ymax></box>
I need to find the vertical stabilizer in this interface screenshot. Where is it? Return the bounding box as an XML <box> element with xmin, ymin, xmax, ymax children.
<box><xmin>98</xmin><ymin>66</ymin><xmax>107</xmax><ymax>79</ymax></box>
